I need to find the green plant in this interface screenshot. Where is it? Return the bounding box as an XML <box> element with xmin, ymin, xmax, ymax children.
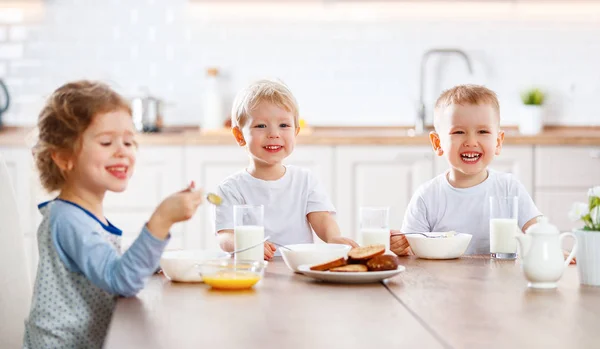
<box><xmin>569</xmin><ymin>186</ymin><xmax>600</xmax><ymax>231</ymax></box>
<box><xmin>521</xmin><ymin>88</ymin><xmax>545</xmax><ymax>105</ymax></box>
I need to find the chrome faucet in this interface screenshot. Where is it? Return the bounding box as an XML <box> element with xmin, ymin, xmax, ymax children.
<box><xmin>416</xmin><ymin>48</ymin><xmax>474</xmax><ymax>134</ymax></box>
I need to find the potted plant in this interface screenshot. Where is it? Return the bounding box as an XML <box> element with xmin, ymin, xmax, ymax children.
<box><xmin>519</xmin><ymin>88</ymin><xmax>545</xmax><ymax>135</ymax></box>
<box><xmin>569</xmin><ymin>186</ymin><xmax>600</xmax><ymax>286</ymax></box>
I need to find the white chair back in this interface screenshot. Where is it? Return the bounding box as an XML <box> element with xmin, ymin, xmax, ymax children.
<box><xmin>0</xmin><ymin>152</ymin><xmax>32</xmax><ymax>348</ymax></box>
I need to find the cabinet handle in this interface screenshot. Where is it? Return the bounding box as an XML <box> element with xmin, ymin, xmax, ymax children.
<box><xmin>590</xmin><ymin>151</ymin><xmax>600</xmax><ymax>159</ymax></box>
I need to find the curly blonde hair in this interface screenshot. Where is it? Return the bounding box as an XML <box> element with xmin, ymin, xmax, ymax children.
<box><xmin>230</xmin><ymin>79</ymin><xmax>299</xmax><ymax>129</ymax></box>
<box><xmin>34</xmin><ymin>80</ymin><xmax>131</xmax><ymax>192</ymax></box>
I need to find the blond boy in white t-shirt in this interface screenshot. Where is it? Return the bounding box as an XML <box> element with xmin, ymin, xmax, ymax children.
<box><xmin>215</xmin><ymin>79</ymin><xmax>358</xmax><ymax>260</ymax></box>
<box><xmin>391</xmin><ymin>84</ymin><xmax>542</xmax><ymax>256</ymax></box>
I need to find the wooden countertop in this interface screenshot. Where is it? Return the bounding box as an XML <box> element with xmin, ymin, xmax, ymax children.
<box><xmin>1</xmin><ymin>126</ymin><xmax>600</xmax><ymax>147</ymax></box>
<box><xmin>104</xmin><ymin>257</ymin><xmax>599</xmax><ymax>349</ymax></box>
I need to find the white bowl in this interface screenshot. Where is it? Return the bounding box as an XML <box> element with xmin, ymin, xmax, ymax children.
<box><xmin>280</xmin><ymin>243</ymin><xmax>352</xmax><ymax>272</ymax></box>
<box><xmin>160</xmin><ymin>249</ymin><xmax>230</xmax><ymax>282</ymax></box>
<box><xmin>405</xmin><ymin>233</ymin><xmax>472</xmax><ymax>259</ymax></box>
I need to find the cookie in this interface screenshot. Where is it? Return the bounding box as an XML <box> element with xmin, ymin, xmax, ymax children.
<box><xmin>309</xmin><ymin>257</ymin><xmax>347</xmax><ymax>271</ymax></box>
<box><xmin>348</xmin><ymin>244</ymin><xmax>386</xmax><ymax>261</ymax></box>
<box><xmin>330</xmin><ymin>264</ymin><xmax>368</xmax><ymax>272</ymax></box>
<box><xmin>366</xmin><ymin>255</ymin><xmax>400</xmax><ymax>271</ymax></box>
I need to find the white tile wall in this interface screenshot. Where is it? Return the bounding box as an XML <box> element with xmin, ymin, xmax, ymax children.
<box><xmin>1</xmin><ymin>0</ymin><xmax>599</xmax><ymax>128</ymax></box>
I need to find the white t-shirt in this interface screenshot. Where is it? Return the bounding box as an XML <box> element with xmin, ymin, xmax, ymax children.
<box><xmin>401</xmin><ymin>169</ymin><xmax>541</xmax><ymax>255</ymax></box>
<box><xmin>215</xmin><ymin>165</ymin><xmax>335</xmax><ymax>250</ymax></box>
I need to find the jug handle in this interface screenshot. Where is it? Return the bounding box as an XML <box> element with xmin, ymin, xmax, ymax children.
<box><xmin>559</xmin><ymin>232</ymin><xmax>578</xmax><ymax>268</ymax></box>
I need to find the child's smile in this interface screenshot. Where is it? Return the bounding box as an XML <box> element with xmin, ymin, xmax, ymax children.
<box><xmin>106</xmin><ymin>164</ymin><xmax>129</xmax><ymax>180</ymax></box>
<box><xmin>460</xmin><ymin>151</ymin><xmax>482</xmax><ymax>164</ymax></box>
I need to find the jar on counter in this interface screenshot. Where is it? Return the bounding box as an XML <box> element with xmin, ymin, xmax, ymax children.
<box><xmin>202</xmin><ymin>67</ymin><xmax>225</xmax><ymax>131</ymax></box>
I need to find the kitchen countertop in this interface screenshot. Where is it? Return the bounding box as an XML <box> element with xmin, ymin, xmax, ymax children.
<box><xmin>1</xmin><ymin>125</ymin><xmax>600</xmax><ymax>147</ymax></box>
<box><xmin>104</xmin><ymin>257</ymin><xmax>598</xmax><ymax>349</ymax></box>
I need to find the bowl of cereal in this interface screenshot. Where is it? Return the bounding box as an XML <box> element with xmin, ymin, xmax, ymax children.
<box><xmin>405</xmin><ymin>232</ymin><xmax>472</xmax><ymax>259</ymax></box>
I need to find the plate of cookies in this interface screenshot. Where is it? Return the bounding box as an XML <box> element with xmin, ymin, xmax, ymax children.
<box><xmin>297</xmin><ymin>244</ymin><xmax>405</xmax><ymax>284</ymax></box>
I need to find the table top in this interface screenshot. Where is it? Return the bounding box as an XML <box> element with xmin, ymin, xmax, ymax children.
<box><xmin>104</xmin><ymin>256</ymin><xmax>599</xmax><ymax>349</ymax></box>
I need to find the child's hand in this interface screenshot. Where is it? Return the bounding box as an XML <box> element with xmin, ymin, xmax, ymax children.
<box><xmin>564</xmin><ymin>250</ymin><xmax>576</xmax><ymax>264</ymax></box>
<box><xmin>264</xmin><ymin>242</ymin><xmax>276</xmax><ymax>261</ymax></box>
<box><xmin>390</xmin><ymin>230</ymin><xmax>413</xmax><ymax>256</ymax></box>
<box><xmin>328</xmin><ymin>236</ymin><xmax>359</xmax><ymax>248</ymax></box>
<box><xmin>148</xmin><ymin>181</ymin><xmax>204</xmax><ymax>239</ymax></box>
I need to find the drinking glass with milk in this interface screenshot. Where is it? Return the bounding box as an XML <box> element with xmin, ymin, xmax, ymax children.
<box><xmin>233</xmin><ymin>205</ymin><xmax>264</xmax><ymax>261</ymax></box>
<box><xmin>489</xmin><ymin>196</ymin><xmax>519</xmax><ymax>259</ymax></box>
<box><xmin>359</xmin><ymin>207</ymin><xmax>391</xmax><ymax>253</ymax></box>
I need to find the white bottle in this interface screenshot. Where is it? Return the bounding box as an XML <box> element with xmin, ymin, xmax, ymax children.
<box><xmin>202</xmin><ymin>67</ymin><xmax>224</xmax><ymax>131</ymax></box>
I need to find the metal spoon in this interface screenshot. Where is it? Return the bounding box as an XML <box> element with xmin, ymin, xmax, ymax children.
<box><xmin>206</xmin><ymin>192</ymin><xmax>223</xmax><ymax>206</ymax></box>
<box><xmin>267</xmin><ymin>240</ymin><xmax>293</xmax><ymax>251</ymax></box>
<box><xmin>391</xmin><ymin>232</ymin><xmax>456</xmax><ymax>239</ymax></box>
<box><xmin>225</xmin><ymin>235</ymin><xmax>271</xmax><ymax>257</ymax></box>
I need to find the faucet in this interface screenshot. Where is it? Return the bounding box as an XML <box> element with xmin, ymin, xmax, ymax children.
<box><xmin>416</xmin><ymin>48</ymin><xmax>474</xmax><ymax>134</ymax></box>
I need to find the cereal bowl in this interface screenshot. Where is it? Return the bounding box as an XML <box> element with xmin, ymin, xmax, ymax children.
<box><xmin>160</xmin><ymin>249</ymin><xmax>229</xmax><ymax>282</ymax></box>
<box><xmin>280</xmin><ymin>243</ymin><xmax>352</xmax><ymax>272</ymax></box>
<box><xmin>406</xmin><ymin>232</ymin><xmax>472</xmax><ymax>259</ymax></box>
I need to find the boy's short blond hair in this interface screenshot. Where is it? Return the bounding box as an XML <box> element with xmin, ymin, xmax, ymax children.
<box><xmin>434</xmin><ymin>84</ymin><xmax>500</xmax><ymax>129</ymax></box>
<box><xmin>230</xmin><ymin>79</ymin><xmax>299</xmax><ymax>128</ymax></box>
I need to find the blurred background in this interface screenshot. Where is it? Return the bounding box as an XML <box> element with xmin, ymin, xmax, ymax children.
<box><xmin>1</xmin><ymin>0</ymin><xmax>599</xmax><ymax>128</ymax></box>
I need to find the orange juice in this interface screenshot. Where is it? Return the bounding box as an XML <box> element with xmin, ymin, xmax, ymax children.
<box><xmin>202</xmin><ymin>271</ymin><xmax>261</xmax><ymax>290</ymax></box>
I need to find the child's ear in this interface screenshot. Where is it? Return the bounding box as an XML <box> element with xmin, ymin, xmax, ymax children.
<box><xmin>232</xmin><ymin>126</ymin><xmax>246</xmax><ymax>146</ymax></box>
<box><xmin>51</xmin><ymin>150</ymin><xmax>73</xmax><ymax>172</ymax></box>
<box><xmin>295</xmin><ymin>127</ymin><xmax>300</xmax><ymax>136</ymax></box>
<box><xmin>429</xmin><ymin>131</ymin><xmax>443</xmax><ymax>156</ymax></box>
<box><xmin>495</xmin><ymin>129</ymin><xmax>505</xmax><ymax>155</ymax></box>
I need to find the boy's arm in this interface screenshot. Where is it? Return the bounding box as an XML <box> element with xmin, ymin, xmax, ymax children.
<box><xmin>217</xmin><ymin>229</ymin><xmax>235</xmax><ymax>252</ymax></box>
<box><xmin>307</xmin><ymin>211</ymin><xmax>358</xmax><ymax>247</ymax></box>
<box><xmin>391</xmin><ymin>194</ymin><xmax>429</xmax><ymax>256</ymax></box>
<box><xmin>514</xmin><ymin>177</ymin><xmax>543</xmax><ymax>233</ymax></box>
<box><xmin>217</xmin><ymin>229</ymin><xmax>276</xmax><ymax>260</ymax></box>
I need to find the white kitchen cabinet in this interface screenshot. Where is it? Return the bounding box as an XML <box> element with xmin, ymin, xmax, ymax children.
<box><xmin>433</xmin><ymin>145</ymin><xmax>534</xmax><ymax>193</ymax></box>
<box><xmin>0</xmin><ymin>146</ymin><xmax>38</xmax><ymax>283</ymax></box>
<box><xmin>103</xmin><ymin>146</ymin><xmax>186</xmax><ymax>250</ymax></box>
<box><xmin>534</xmin><ymin>146</ymin><xmax>600</xmax><ymax>232</ymax></box>
<box><xmin>184</xmin><ymin>145</ymin><xmax>335</xmax><ymax>249</ymax></box>
<box><xmin>335</xmin><ymin>146</ymin><xmax>434</xmax><ymax>240</ymax></box>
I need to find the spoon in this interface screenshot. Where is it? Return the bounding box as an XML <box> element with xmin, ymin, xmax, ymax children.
<box><xmin>206</xmin><ymin>192</ymin><xmax>223</xmax><ymax>206</ymax></box>
<box><xmin>225</xmin><ymin>236</ymin><xmax>271</xmax><ymax>257</ymax></box>
<box><xmin>267</xmin><ymin>240</ymin><xmax>293</xmax><ymax>251</ymax></box>
<box><xmin>390</xmin><ymin>232</ymin><xmax>456</xmax><ymax>239</ymax></box>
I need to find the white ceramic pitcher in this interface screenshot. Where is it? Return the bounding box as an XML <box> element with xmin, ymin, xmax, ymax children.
<box><xmin>515</xmin><ymin>216</ymin><xmax>577</xmax><ymax>289</ymax></box>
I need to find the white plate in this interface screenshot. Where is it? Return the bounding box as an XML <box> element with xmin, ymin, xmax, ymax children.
<box><xmin>297</xmin><ymin>264</ymin><xmax>406</xmax><ymax>284</ymax></box>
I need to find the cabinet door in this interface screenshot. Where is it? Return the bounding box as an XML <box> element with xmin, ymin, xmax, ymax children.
<box><xmin>103</xmin><ymin>146</ymin><xmax>185</xmax><ymax>250</ymax></box>
<box><xmin>433</xmin><ymin>145</ymin><xmax>534</xmax><ymax>193</ymax></box>
<box><xmin>335</xmin><ymin>146</ymin><xmax>434</xmax><ymax>240</ymax></box>
<box><xmin>534</xmin><ymin>146</ymin><xmax>600</xmax><ymax>232</ymax></box>
<box><xmin>0</xmin><ymin>147</ymin><xmax>37</xmax><ymax>283</ymax></box>
<box><xmin>184</xmin><ymin>145</ymin><xmax>334</xmax><ymax>249</ymax></box>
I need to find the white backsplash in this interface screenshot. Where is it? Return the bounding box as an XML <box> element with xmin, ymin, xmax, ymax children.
<box><xmin>1</xmin><ymin>0</ymin><xmax>600</xmax><ymax>127</ymax></box>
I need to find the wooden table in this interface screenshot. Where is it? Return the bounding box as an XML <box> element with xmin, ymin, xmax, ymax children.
<box><xmin>104</xmin><ymin>257</ymin><xmax>599</xmax><ymax>349</ymax></box>
<box><xmin>384</xmin><ymin>256</ymin><xmax>600</xmax><ymax>349</ymax></box>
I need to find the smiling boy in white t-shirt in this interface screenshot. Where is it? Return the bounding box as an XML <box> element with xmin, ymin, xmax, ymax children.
<box><xmin>215</xmin><ymin>79</ymin><xmax>358</xmax><ymax>260</ymax></box>
<box><xmin>391</xmin><ymin>84</ymin><xmax>541</xmax><ymax>255</ymax></box>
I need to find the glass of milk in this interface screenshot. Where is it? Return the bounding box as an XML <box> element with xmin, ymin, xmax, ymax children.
<box><xmin>233</xmin><ymin>205</ymin><xmax>265</xmax><ymax>261</ymax></box>
<box><xmin>359</xmin><ymin>206</ymin><xmax>391</xmax><ymax>253</ymax></box>
<box><xmin>489</xmin><ymin>196</ymin><xmax>519</xmax><ymax>259</ymax></box>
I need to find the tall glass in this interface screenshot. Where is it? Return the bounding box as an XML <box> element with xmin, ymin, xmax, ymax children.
<box><xmin>233</xmin><ymin>205</ymin><xmax>264</xmax><ymax>261</ymax></box>
<box><xmin>489</xmin><ymin>196</ymin><xmax>519</xmax><ymax>259</ymax></box>
<box><xmin>359</xmin><ymin>206</ymin><xmax>390</xmax><ymax>252</ymax></box>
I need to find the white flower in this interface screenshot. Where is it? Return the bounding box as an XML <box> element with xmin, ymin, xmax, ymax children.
<box><xmin>591</xmin><ymin>206</ymin><xmax>600</xmax><ymax>225</ymax></box>
<box><xmin>588</xmin><ymin>186</ymin><xmax>600</xmax><ymax>198</ymax></box>
<box><xmin>569</xmin><ymin>202</ymin><xmax>589</xmax><ymax>221</ymax></box>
